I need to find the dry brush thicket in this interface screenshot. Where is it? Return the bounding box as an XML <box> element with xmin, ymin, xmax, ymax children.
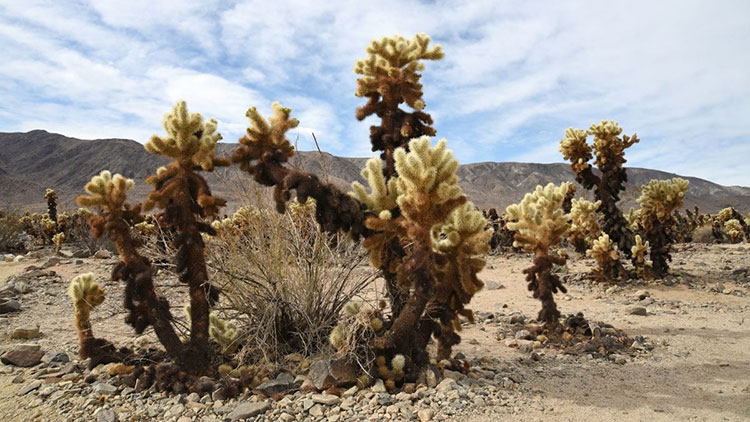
<box><xmin>0</xmin><ymin>31</ymin><xmax>747</xmax><ymax>403</ymax></box>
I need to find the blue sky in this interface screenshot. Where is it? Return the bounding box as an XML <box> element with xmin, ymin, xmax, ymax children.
<box><xmin>1</xmin><ymin>1</ymin><xmax>749</xmax><ymax>186</ymax></box>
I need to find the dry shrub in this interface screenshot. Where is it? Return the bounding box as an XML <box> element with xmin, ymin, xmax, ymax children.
<box><xmin>692</xmin><ymin>224</ymin><xmax>718</xmax><ymax>244</ymax></box>
<box><xmin>0</xmin><ymin>210</ymin><xmax>26</xmax><ymax>253</ymax></box>
<box><xmin>206</xmin><ymin>189</ymin><xmax>377</xmax><ymax>363</ymax></box>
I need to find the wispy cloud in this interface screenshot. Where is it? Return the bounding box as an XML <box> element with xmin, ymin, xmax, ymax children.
<box><xmin>0</xmin><ymin>1</ymin><xmax>748</xmax><ymax>185</ymax></box>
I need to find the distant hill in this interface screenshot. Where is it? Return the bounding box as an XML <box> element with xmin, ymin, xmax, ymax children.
<box><xmin>1</xmin><ymin>130</ymin><xmax>749</xmax><ymax>214</ymax></box>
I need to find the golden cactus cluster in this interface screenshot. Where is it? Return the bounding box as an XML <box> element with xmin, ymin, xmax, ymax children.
<box><xmin>68</xmin><ymin>272</ymin><xmax>105</xmax><ymax>311</ymax></box>
<box><xmin>725</xmin><ymin>219</ymin><xmax>743</xmax><ymax>242</ymax></box>
<box><xmin>505</xmin><ymin>183</ymin><xmax>571</xmax><ymax>253</ymax></box>
<box><xmin>587</xmin><ymin>233</ymin><xmax>621</xmax><ymax>280</ymax></box>
<box><xmin>568</xmin><ymin>198</ymin><xmax>601</xmax><ymax>253</ymax></box>
<box><xmin>145</xmin><ymin>100</ymin><xmax>223</xmax><ymax>171</ymax></box>
<box><xmin>77</xmin><ymin>170</ymin><xmax>135</xmax><ymax>211</ymax></box>
<box><xmin>354</xmin><ymin>33</ymin><xmax>444</xmax><ymax>112</ymax></box>
<box><xmin>636</xmin><ymin>178</ymin><xmax>689</xmax><ymax>225</ymax></box>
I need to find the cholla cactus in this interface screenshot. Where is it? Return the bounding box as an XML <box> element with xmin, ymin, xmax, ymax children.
<box><xmin>52</xmin><ymin>232</ymin><xmax>65</xmax><ymax>252</ymax></box>
<box><xmin>506</xmin><ymin>183</ymin><xmax>570</xmax><ymax>324</ymax></box>
<box><xmin>233</xmin><ymin>102</ymin><xmax>368</xmax><ymax>238</ymax></box>
<box><xmin>716</xmin><ymin>207</ymin><xmax>749</xmax><ymax>242</ymax></box>
<box><xmin>354</xmin><ymin>33</ymin><xmax>443</xmax><ymax>178</ymax></box>
<box><xmin>631</xmin><ymin>235</ymin><xmax>652</xmax><ymax>279</ymax></box>
<box><xmin>233</xmin><ymin>35</ymin><xmax>490</xmax><ymax>378</ymax></box>
<box><xmin>45</xmin><ymin>188</ymin><xmax>58</xmax><ymax>223</ymax></box>
<box><xmin>560</xmin><ymin>121</ymin><xmax>638</xmax><ymax>260</ymax></box>
<box><xmin>77</xmin><ymin>170</ymin><xmax>183</xmax><ymax>362</ymax></box>
<box><xmin>68</xmin><ymin>273</ymin><xmax>121</xmax><ymax>366</ymax></box>
<box><xmin>634</xmin><ymin>178</ymin><xmax>689</xmax><ymax>277</ymax></box>
<box><xmin>725</xmin><ymin>219</ymin><xmax>743</xmax><ymax>243</ymax></box>
<box><xmin>144</xmin><ymin>101</ymin><xmax>229</xmax><ymax>373</ymax></box>
<box><xmin>587</xmin><ymin>233</ymin><xmax>623</xmax><ymax>281</ymax></box>
<box><xmin>568</xmin><ymin>198</ymin><xmax>602</xmax><ymax>254</ymax></box>
<box><xmin>209</xmin><ymin>313</ymin><xmax>240</xmax><ymax>355</ymax></box>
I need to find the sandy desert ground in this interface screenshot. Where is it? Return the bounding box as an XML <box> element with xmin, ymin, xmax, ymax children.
<box><xmin>0</xmin><ymin>242</ymin><xmax>748</xmax><ymax>421</ymax></box>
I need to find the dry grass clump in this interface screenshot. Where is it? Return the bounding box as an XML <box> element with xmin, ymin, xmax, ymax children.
<box><xmin>0</xmin><ymin>210</ymin><xmax>26</xmax><ymax>253</ymax></box>
<box><xmin>206</xmin><ymin>190</ymin><xmax>377</xmax><ymax>363</ymax></box>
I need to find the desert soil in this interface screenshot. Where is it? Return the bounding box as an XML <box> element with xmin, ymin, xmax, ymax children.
<box><xmin>0</xmin><ymin>242</ymin><xmax>749</xmax><ymax>421</ymax></box>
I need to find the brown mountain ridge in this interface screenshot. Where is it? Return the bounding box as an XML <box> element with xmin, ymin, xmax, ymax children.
<box><xmin>2</xmin><ymin>130</ymin><xmax>749</xmax><ymax>214</ymax></box>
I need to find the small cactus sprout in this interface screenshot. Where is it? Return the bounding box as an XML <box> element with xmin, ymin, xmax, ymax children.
<box><xmin>568</xmin><ymin>199</ymin><xmax>602</xmax><ymax>255</ymax></box>
<box><xmin>52</xmin><ymin>232</ymin><xmax>65</xmax><ymax>252</ymax></box>
<box><xmin>587</xmin><ymin>233</ymin><xmax>623</xmax><ymax>282</ymax></box>
<box><xmin>631</xmin><ymin>235</ymin><xmax>652</xmax><ymax>279</ymax></box>
<box><xmin>634</xmin><ymin>178</ymin><xmax>689</xmax><ymax>278</ymax></box>
<box><xmin>506</xmin><ymin>183</ymin><xmax>571</xmax><ymax>324</ymax></box>
<box><xmin>209</xmin><ymin>313</ymin><xmax>240</xmax><ymax>355</ymax></box>
<box><xmin>68</xmin><ymin>273</ymin><xmax>121</xmax><ymax>366</ymax></box>
<box><xmin>560</xmin><ymin>121</ymin><xmax>638</xmax><ymax>260</ymax></box>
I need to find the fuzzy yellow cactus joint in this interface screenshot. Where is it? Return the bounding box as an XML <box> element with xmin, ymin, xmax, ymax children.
<box><xmin>350</xmin><ymin>157</ymin><xmax>399</xmax><ymax>215</ymax></box>
<box><xmin>145</xmin><ymin>100</ymin><xmax>223</xmax><ymax>171</ymax></box>
<box><xmin>725</xmin><ymin>219</ymin><xmax>743</xmax><ymax>243</ymax></box>
<box><xmin>68</xmin><ymin>273</ymin><xmax>119</xmax><ymax>364</ymax></box>
<box><xmin>559</xmin><ymin>128</ymin><xmax>592</xmax><ymax>174</ymax></box>
<box><xmin>234</xmin><ymin>102</ymin><xmax>299</xmax><ymax>170</ymax></box>
<box><xmin>354</xmin><ymin>33</ymin><xmax>443</xmax><ymax>111</ymax></box>
<box><xmin>394</xmin><ymin>136</ymin><xmax>463</xmax><ymax>226</ymax></box>
<box><xmin>636</xmin><ymin>178</ymin><xmax>689</xmax><ymax>225</ymax></box>
<box><xmin>506</xmin><ymin>183</ymin><xmax>571</xmax><ymax>254</ymax></box>
<box><xmin>77</xmin><ymin>170</ymin><xmax>135</xmax><ymax>211</ymax></box>
<box><xmin>569</xmin><ymin>198</ymin><xmax>602</xmax><ymax>254</ymax></box>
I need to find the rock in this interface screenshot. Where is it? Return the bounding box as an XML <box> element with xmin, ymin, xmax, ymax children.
<box><xmin>418</xmin><ymin>408</ymin><xmax>434</xmax><ymax>422</ymax></box>
<box><xmin>227</xmin><ymin>401</ymin><xmax>271</xmax><ymax>420</ymax></box>
<box><xmin>3</xmin><ymin>254</ymin><xmax>14</xmax><ymax>262</ymax></box>
<box><xmin>97</xmin><ymin>409</ymin><xmax>116</xmax><ymax>422</ymax></box>
<box><xmin>1</xmin><ymin>348</ymin><xmax>44</xmax><ymax>367</ymax></box>
<box><xmin>73</xmin><ymin>249</ymin><xmax>91</xmax><ymax>258</ymax></box>
<box><xmin>634</xmin><ymin>290</ymin><xmax>650</xmax><ymax>300</ymax></box>
<box><xmin>254</xmin><ymin>372</ymin><xmax>296</xmax><ymax>396</ymax></box>
<box><xmin>629</xmin><ymin>307</ymin><xmax>648</xmax><ymax>316</ymax></box>
<box><xmin>371</xmin><ymin>379</ymin><xmax>387</xmax><ymax>393</ymax></box>
<box><xmin>436</xmin><ymin>378</ymin><xmax>458</xmax><ymax>393</ymax></box>
<box><xmin>515</xmin><ymin>329</ymin><xmax>533</xmax><ymax>340</ymax></box>
<box><xmin>18</xmin><ymin>380</ymin><xmax>42</xmax><ymax>395</ymax></box>
<box><xmin>312</xmin><ymin>393</ymin><xmax>341</xmax><ymax>406</ymax></box>
<box><xmin>308</xmin><ymin>358</ymin><xmax>358</xmax><ymax>390</ymax></box>
<box><xmin>58</xmin><ymin>250</ymin><xmax>74</xmax><ymax>258</ymax></box>
<box><xmin>94</xmin><ymin>249</ymin><xmax>112</xmax><ymax>259</ymax></box>
<box><xmin>92</xmin><ymin>382</ymin><xmax>118</xmax><ymax>395</ymax></box>
<box><xmin>484</xmin><ymin>280</ymin><xmax>502</xmax><ymax>290</ymax></box>
<box><xmin>0</xmin><ymin>300</ymin><xmax>21</xmax><ymax>314</ymax></box>
<box><xmin>423</xmin><ymin>365</ymin><xmax>440</xmax><ymax>388</ymax></box>
<box><xmin>11</xmin><ymin>325</ymin><xmax>40</xmax><ymax>339</ymax></box>
<box><xmin>44</xmin><ymin>351</ymin><xmax>70</xmax><ymax>365</ymax></box>
<box><xmin>42</xmin><ymin>257</ymin><xmax>60</xmax><ymax>268</ymax></box>
<box><xmin>443</xmin><ymin>369</ymin><xmax>464</xmax><ymax>381</ymax></box>
<box><xmin>308</xmin><ymin>404</ymin><xmax>324</xmax><ymax>417</ymax></box>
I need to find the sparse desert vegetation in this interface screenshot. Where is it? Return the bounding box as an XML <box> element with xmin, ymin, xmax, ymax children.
<box><xmin>0</xmin><ymin>29</ymin><xmax>749</xmax><ymax>422</ymax></box>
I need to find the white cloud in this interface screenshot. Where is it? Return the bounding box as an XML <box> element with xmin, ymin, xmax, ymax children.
<box><xmin>0</xmin><ymin>0</ymin><xmax>747</xmax><ymax>186</ymax></box>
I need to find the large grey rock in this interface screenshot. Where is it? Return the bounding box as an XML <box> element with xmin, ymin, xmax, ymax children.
<box><xmin>227</xmin><ymin>401</ymin><xmax>271</xmax><ymax>420</ymax></box>
<box><xmin>94</xmin><ymin>249</ymin><xmax>112</xmax><ymax>259</ymax></box>
<box><xmin>97</xmin><ymin>409</ymin><xmax>115</xmax><ymax>422</ymax></box>
<box><xmin>308</xmin><ymin>358</ymin><xmax>358</xmax><ymax>390</ymax></box>
<box><xmin>18</xmin><ymin>380</ymin><xmax>41</xmax><ymax>395</ymax></box>
<box><xmin>92</xmin><ymin>382</ymin><xmax>118</xmax><ymax>395</ymax></box>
